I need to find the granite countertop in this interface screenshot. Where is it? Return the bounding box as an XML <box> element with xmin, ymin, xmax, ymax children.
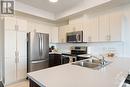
<box><xmin>28</xmin><ymin>57</ymin><xmax>130</xmax><ymax>87</ymax></box>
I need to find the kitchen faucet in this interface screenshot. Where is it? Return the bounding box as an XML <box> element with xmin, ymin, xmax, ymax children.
<box><xmin>89</xmin><ymin>54</ymin><xmax>107</xmax><ymax>65</ymax></box>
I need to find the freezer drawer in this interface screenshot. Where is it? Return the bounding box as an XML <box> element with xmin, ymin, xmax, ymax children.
<box><xmin>28</xmin><ymin>59</ymin><xmax>48</xmax><ymax>72</ymax></box>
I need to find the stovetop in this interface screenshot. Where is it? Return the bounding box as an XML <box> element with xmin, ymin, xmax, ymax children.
<box><xmin>62</xmin><ymin>52</ymin><xmax>86</xmax><ymax>56</ymax></box>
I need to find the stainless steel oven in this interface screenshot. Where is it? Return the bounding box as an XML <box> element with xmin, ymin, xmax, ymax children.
<box><xmin>61</xmin><ymin>46</ymin><xmax>87</xmax><ymax>64</ymax></box>
<box><xmin>66</xmin><ymin>31</ymin><xmax>83</xmax><ymax>43</ymax></box>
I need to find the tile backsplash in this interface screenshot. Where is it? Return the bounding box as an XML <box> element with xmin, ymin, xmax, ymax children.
<box><xmin>50</xmin><ymin>42</ymin><xmax>124</xmax><ymax>57</ymax></box>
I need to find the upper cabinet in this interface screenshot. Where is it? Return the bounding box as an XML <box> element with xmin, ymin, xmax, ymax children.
<box><xmin>59</xmin><ymin>25</ymin><xmax>69</xmax><ymax>43</ymax></box>
<box><xmin>28</xmin><ymin>21</ymin><xmax>59</xmax><ymax>43</ymax></box>
<box><xmin>109</xmin><ymin>12</ymin><xmax>122</xmax><ymax>41</ymax></box>
<box><xmin>50</xmin><ymin>27</ymin><xmax>59</xmax><ymax>43</ymax></box>
<box><xmin>4</xmin><ymin>17</ymin><xmax>16</xmax><ymax>30</ymax></box>
<box><xmin>99</xmin><ymin>12</ymin><xmax>123</xmax><ymax>42</ymax></box>
<box><xmin>69</xmin><ymin>24</ymin><xmax>83</xmax><ymax>32</ymax></box>
<box><xmin>59</xmin><ymin>12</ymin><xmax>123</xmax><ymax>43</ymax></box>
<box><xmin>4</xmin><ymin>17</ymin><xmax>27</xmax><ymax>32</ymax></box>
<box><xmin>99</xmin><ymin>14</ymin><xmax>110</xmax><ymax>42</ymax></box>
<box><xmin>16</xmin><ymin>19</ymin><xmax>27</xmax><ymax>32</ymax></box>
<box><xmin>83</xmin><ymin>17</ymin><xmax>99</xmax><ymax>42</ymax></box>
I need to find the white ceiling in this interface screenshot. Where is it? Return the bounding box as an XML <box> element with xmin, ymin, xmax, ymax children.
<box><xmin>16</xmin><ymin>0</ymin><xmax>83</xmax><ymax>14</ymax></box>
<box><xmin>15</xmin><ymin>0</ymin><xmax>130</xmax><ymax>21</ymax></box>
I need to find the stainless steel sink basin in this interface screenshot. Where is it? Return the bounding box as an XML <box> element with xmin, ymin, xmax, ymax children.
<box><xmin>72</xmin><ymin>59</ymin><xmax>111</xmax><ymax>70</ymax></box>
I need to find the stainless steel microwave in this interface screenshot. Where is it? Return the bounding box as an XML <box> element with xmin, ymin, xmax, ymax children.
<box><xmin>66</xmin><ymin>31</ymin><xmax>83</xmax><ymax>43</ymax></box>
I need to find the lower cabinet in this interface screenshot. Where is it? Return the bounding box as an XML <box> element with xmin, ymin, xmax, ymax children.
<box><xmin>29</xmin><ymin>79</ymin><xmax>40</xmax><ymax>87</ymax></box>
<box><xmin>5</xmin><ymin>58</ymin><xmax>17</xmax><ymax>84</ymax></box>
<box><xmin>49</xmin><ymin>54</ymin><xmax>61</xmax><ymax>67</ymax></box>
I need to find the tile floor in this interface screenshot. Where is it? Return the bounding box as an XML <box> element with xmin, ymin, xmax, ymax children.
<box><xmin>6</xmin><ymin>80</ymin><xmax>29</xmax><ymax>87</ymax></box>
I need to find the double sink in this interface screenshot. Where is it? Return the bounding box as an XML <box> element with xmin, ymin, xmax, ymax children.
<box><xmin>72</xmin><ymin>58</ymin><xmax>111</xmax><ymax>70</ymax></box>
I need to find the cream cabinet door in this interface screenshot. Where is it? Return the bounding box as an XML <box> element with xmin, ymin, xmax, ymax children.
<box><xmin>4</xmin><ymin>30</ymin><xmax>17</xmax><ymax>85</ymax></box>
<box><xmin>59</xmin><ymin>26</ymin><xmax>67</xmax><ymax>43</ymax></box>
<box><xmin>50</xmin><ymin>27</ymin><xmax>59</xmax><ymax>43</ymax></box>
<box><xmin>5</xmin><ymin>30</ymin><xmax>16</xmax><ymax>58</ymax></box>
<box><xmin>16</xmin><ymin>19</ymin><xmax>27</xmax><ymax>32</ymax></box>
<box><xmin>17</xmin><ymin>32</ymin><xmax>27</xmax><ymax>80</ymax></box>
<box><xmin>99</xmin><ymin>14</ymin><xmax>110</xmax><ymax>42</ymax></box>
<box><xmin>85</xmin><ymin>17</ymin><xmax>99</xmax><ymax>42</ymax></box>
<box><xmin>69</xmin><ymin>24</ymin><xmax>83</xmax><ymax>32</ymax></box>
<box><xmin>109</xmin><ymin>12</ymin><xmax>122</xmax><ymax>41</ymax></box>
<box><xmin>5</xmin><ymin>58</ymin><xmax>17</xmax><ymax>85</ymax></box>
<box><xmin>17</xmin><ymin>57</ymin><xmax>27</xmax><ymax>80</ymax></box>
<box><xmin>28</xmin><ymin>22</ymin><xmax>37</xmax><ymax>32</ymax></box>
<box><xmin>4</xmin><ymin>17</ymin><xmax>16</xmax><ymax>30</ymax></box>
<box><xmin>65</xmin><ymin>25</ymin><xmax>73</xmax><ymax>33</ymax></box>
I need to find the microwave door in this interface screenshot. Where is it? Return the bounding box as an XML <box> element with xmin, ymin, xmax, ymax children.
<box><xmin>76</xmin><ymin>34</ymin><xmax>80</xmax><ymax>42</ymax></box>
<box><xmin>67</xmin><ymin>35</ymin><xmax>76</xmax><ymax>42</ymax></box>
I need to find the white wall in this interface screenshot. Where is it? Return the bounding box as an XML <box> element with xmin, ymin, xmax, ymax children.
<box><xmin>55</xmin><ymin>4</ymin><xmax>130</xmax><ymax>58</ymax></box>
<box><xmin>0</xmin><ymin>17</ymin><xmax>4</xmax><ymax>82</ymax></box>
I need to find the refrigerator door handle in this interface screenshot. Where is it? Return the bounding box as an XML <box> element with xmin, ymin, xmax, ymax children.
<box><xmin>31</xmin><ymin>60</ymin><xmax>47</xmax><ymax>64</ymax></box>
<box><xmin>41</xmin><ymin>36</ymin><xmax>44</xmax><ymax>56</ymax></box>
<box><xmin>39</xmin><ymin>34</ymin><xmax>41</xmax><ymax>56</ymax></box>
<box><xmin>41</xmin><ymin>35</ymin><xmax>43</xmax><ymax>56</ymax></box>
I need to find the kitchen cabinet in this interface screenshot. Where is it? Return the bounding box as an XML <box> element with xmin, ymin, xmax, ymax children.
<box><xmin>16</xmin><ymin>19</ymin><xmax>27</xmax><ymax>32</ymax></box>
<box><xmin>84</xmin><ymin>17</ymin><xmax>99</xmax><ymax>42</ymax></box>
<box><xmin>4</xmin><ymin>17</ymin><xmax>16</xmax><ymax>30</ymax></box>
<box><xmin>58</xmin><ymin>25</ymin><xmax>68</xmax><ymax>43</ymax></box>
<box><xmin>99</xmin><ymin>12</ymin><xmax>122</xmax><ymax>42</ymax></box>
<box><xmin>109</xmin><ymin>12</ymin><xmax>122</xmax><ymax>41</ymax></box>
<box><xmin>4</xmin><ymin>30</ymin><xmax>27</xmax><ymax>85</ymax></box>
<box><xmin>49</xmin><ymin>54</ymin><xmax>61</xmax><ymax>67</ymax></box>
<box><xmin>50</xmin><ymin>27</ymin><xmax>59</xmax><ymax>43</ymax></box>
<box><xmin>17</xmin><ymin>32</ymin><xmax>27</xmax><ymax>80</ymax></box>
<box><xmin>99</xmin><ymin>14</ymin><xmax>110</xmax><ymax>41</ymax></box>
<box><xmin>68</xmin><ymin>24</ymin><xmax>83</xmax><ymax>32</ymax></box>
<box><xmin>4</xmin><ymin>17</ymin><xmax>27</xmax><ymax>32</ymax></box>
<box><xmin>4</xmin><ymin>31</ymin><xmax>17</xmax><ymax>84</ymax></box>
<box><xmin>28</xmin><ymin>21</ymin><xmax>58</xmax><ymax>43</ymax></box>
<box><xmin>27</xmin><ymin>22</ymin><xmax>37</xmax><ymax>32</ymax></box>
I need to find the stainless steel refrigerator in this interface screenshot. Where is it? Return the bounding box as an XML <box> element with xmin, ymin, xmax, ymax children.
<box><xmin>27</xmin><ymin>32</ymin><xmax>49</xmax><ymax>72</ymax></box>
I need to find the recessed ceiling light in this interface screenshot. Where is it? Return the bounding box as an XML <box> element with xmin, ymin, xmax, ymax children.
<box><xmin>49</xmin><ymin>0</ymin><xmax>58</xmax><ymax>3</ymax></box>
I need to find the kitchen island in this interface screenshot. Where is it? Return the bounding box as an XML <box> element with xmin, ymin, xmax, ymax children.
<box><xmin>28</xmin><ymin>57</ymin><xmax>130</xmax><ymax>87</ymax></box>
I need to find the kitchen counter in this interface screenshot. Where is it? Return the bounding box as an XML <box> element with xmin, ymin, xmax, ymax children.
<box><xmin>77</xmin><ymin>54</ymin><xmax>91</xmax><ymax>58</ymax></box>
<box><xmin>49</xmin><ymin>52</ymin><xmax>62</xmax><ymax>54</ymax></box>
<box><xmin>28</xmin><ymin>57</ymin><xmax>130</xmax><ymax>87</ymax></box>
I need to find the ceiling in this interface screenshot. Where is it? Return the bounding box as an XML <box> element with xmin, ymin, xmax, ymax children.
<box><xmin>16</xmin><ymin>0</ymin><xmax>83</xmax><ymax>14</ymax></box>
<box><xmin>15</xmin><ymin>0</ymin><xmax>130</xmax><ymax>21</ymax></box>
